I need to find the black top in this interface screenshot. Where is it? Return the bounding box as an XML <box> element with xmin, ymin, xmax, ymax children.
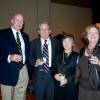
<box><xmin>55</xmin><ymin>51</ymin><xmax>79</xmax><ymax>84</ymax></box>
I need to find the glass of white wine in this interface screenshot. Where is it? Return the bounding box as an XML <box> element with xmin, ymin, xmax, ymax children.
<box><xmin>59</xmin><ymin>72</ymin><xmax>65</xmax><ymax>87</ymax></box>
<box><xmin>59</xmin><ymin>73</ymin><xmax>65</xmax><ymax>80</ymax></box>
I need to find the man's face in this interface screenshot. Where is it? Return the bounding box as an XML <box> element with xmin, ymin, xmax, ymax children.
<box><xmin>11</xmin><ymin>14</ymin><xmax>24</xmax><ymax>31</ymax></box>
<box><xmin>38</xmin><ymin>23</ymin><xmax>51</xmax><ymax>40</ymax></box>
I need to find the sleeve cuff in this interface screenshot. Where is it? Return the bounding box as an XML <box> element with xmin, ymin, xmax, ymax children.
<box><xmin>7</xmin><ymin>55</ymin><xmax>11</xmax><ymax>63</ymax></box>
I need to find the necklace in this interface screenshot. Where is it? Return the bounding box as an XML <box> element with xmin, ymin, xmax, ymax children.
<box><xmin>86</xmin><ymin>48</ymin><xmax>93</xmax><ymax>56</ymax></box>
<box><xmin>62</xmin><ymin>51</ymin><xmax>72</xmax><ymax>64</ymax></box>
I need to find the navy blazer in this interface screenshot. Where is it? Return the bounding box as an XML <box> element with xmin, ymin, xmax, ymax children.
<box><xmin>0</xmin><ymin>28</ymin><xmax>30</xmax><ymax>86</ymax></box>
<box><xmin>29</xmin><ymin>38</ymin><xmax>60</xmax><ymax>76</ymax></box>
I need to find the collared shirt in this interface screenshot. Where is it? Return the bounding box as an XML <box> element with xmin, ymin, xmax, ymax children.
<box><xmin>11</xmin><ymin>26</ymin><xmax>25</xmax><ymax>64</ymax></box>
<box><xmin>41</xmin><ymin>38</ymin><xmax>52</xmax><ymax>67</ymax></box>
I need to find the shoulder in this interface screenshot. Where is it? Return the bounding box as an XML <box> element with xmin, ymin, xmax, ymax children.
<box><xmin>22</xmin><ymin>31</ymin><xmax>28</xmax><ymax>36</ymax></box>
<box><xmin>73</xmin><ymin>51</ymin><xmax>79</xmax><ymax>55</ymax></box>
<box><xmin>21</xmin><ymin>31</ymin><xmax>29</xmax><ymax>38</ymax></box>
<box><xmin>51</xmin><ymin>37</ymin><xmax>59</xmax><ymax>42</ymax></box>
<box><xmin>72</xmin><ymin>51</ymin><xmax>79</xmax><ymax>58</ymax></box>
<box><xmin>97</xmin><ymin>42</ymin><xmax>100</xmax><ymax>49</ymax></box>
<box><xmin>51</xmin><ymin>37</ymin><xmax>60</xmax><ymax>45</ymax></box>
<box><xmin>0</xmin><ymin>28</ymin><xmax>12</xmax><ymax>39</ymax></box>
<box><xmin>21</xmin><ymin>32</ymin><xmax>29</xmax><ymax>42</ymax></box>
<box><xmin>30</xmin><ymin>38</ymin><xmax>40</xmax><ymax>47</ymax></box>
<box><xmin>70</xmin><ymin>52</ymin><xmax>79</xmax><ymax>64</ymax></box>
<box><xmin>0</xmin><ymin>28</ymin><xmax>11</xmax><ymax>34</ymax></box>
<box><xmin>93</xmin><ymin>43</ymin><xmax>100</xmax><ymax>57</ymax></box>
<box><xmin>31</xmin><ymin>38</ymin><xmax>40</xmax><ymax>43</ymax></box>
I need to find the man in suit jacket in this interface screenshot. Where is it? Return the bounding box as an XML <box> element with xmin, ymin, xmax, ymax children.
<box><xmin>29</xmin><ymin>22</ymin><xmax>60</xmax><ymax>100</ymax></box>
<box><xmin>0</xmin><ymin>13</ymin><xmax>30</xmax><ymax>100</ymax></box>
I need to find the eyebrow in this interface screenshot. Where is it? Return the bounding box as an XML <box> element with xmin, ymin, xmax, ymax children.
<box><xmin>15</xmin><ymin>19</ymin><xmax>24</xmax><ymax>22</ymax></box>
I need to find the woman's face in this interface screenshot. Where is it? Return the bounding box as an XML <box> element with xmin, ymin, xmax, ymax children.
<box><xmin>62</xmin><ymin>38</ymin><xmax>74</xmax><ymax>51</ymax></box>
<box><xmin>87</xmin><ymin>27</ymin><xmax>99</xmax><ymax>43</ymax></box>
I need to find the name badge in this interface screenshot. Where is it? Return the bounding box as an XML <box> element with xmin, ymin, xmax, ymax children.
<box><xmin>43</xmin><ymin>57</ymin><xmax>46</xmax><ymax>63</ymax></box>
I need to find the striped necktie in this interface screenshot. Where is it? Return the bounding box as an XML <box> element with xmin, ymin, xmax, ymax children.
<box><xmin>16</xmin><ymin>32</ymin><xmax>23</xmax><ymax>69</ymax></box>
<box><xmin>43</xmin><ymin>40</ymin><xmax>49</xmax><ymax>73</ymax></box>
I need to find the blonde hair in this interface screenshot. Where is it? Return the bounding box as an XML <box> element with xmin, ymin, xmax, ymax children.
<box><xmin>82</xmin><ymin>25</ymin><xmax>99</xmax><ymax>45</ymax></box>
<box><xmin>39</xmin><ymin>21</ymin><xmax>50</xmax><ymax>30</ymax></box>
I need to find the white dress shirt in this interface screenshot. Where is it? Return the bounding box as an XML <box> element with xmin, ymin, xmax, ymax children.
<box><xmin>8</xmin><ymin>26</ymin><xmax>25</xmax><ymax>64</ymax></box>
<box><xmin>41</xmin><ymin>38</ymin><xmax>52</xmax><ymax>67</ymax></box>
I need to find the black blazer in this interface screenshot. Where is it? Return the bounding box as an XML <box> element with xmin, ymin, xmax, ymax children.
<box><xmin>0</xmin><ymin>28</ymin><xmax>30</xmax><ymax>86</ymax></box>
<box><xmin>55</xmin><ymin>51</ymin><xmax>79</xmax><ymax>84</ymax></box>
<box><xmin>29</xmin><ymin>37</ymin><xmax>60</xmax><ymax>76</ymax></box>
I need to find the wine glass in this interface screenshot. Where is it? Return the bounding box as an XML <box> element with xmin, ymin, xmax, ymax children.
<box><xmin>59</xmin><ymin>73</ymin><xmax>65</xmax><ymax>80</ymax></box>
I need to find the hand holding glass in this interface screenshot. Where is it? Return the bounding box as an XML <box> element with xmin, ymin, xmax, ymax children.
<box><xmin>35</xmin><ymin>57</ymin><xmax>46</xmax><ymax>67</ymax></box>
<box><xmin>59</xmin><ymin>73</ymin><xmax>65</xmax><ymax>80</ymax></box>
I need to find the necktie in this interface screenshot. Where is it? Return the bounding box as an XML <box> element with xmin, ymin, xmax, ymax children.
<box><xmin>16</xmin><ymin>32</ymin><xmax>23</xmax><ymax>70</ymax></box>
<box><xmin>43</xmin><ymin>40</ymin><xmax>49</xmax><ymax>73</ymax></box>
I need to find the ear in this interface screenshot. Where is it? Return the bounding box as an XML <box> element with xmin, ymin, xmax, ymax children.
<box><xmin>38</xmin><ymin>30</ymin><xmax>40</xmax><ymax>34</ymax></box>
<box><xmin>49</xmin><ymin>29</ymin><xmax>51</xmax><ymax>34</ymax></box>
<box><xmin>11</xmin><ymin>19</ymin><xmax>13</xmax><ymax>24</ymax></box>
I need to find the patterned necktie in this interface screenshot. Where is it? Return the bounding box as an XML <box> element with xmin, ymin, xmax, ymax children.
<box><xmin>43</xmin><ymin>40</ymin><xmax>49</xmax><ymax>73</ymax></box>
<box><xmin>16</xmin><ymin>32</ymin><xmax>23</xmax><ymax>69</ymax></box>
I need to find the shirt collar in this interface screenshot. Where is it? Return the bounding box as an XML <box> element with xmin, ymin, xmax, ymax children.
<box><xmin>11</xmin><ymin>26</ymin><xmax>20</xmax><ymax>33</ymax></box>
<box><xmin>41</xmin><ymin>38</ymin><xmax>50</xmax><ymax>45</ymax></box>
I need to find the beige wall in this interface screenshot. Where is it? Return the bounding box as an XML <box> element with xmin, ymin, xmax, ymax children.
<box><xmin>0</xmin><ymin>0</ymin><xmax>35</xmax><ymax>40</ymax></box>
<box><xmin>51</xmin><ymin>3</ymin><xmax>92</xmax><ymax>49</ymax></box>
<box><xmin>0</xmin><ymin>0</ymin><xmax>92</xmax><ymax>49</ymax></box>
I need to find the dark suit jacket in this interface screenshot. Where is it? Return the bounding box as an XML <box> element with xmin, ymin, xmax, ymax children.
<box><xmin>0</xmin><ymin>28</ymin><xmax>30</xmax><ymax>86</ymax></box>
<box><xmin>29</xmin><ymin>37</ymin><xmax>60</xmax><ymax>77</ymax></box>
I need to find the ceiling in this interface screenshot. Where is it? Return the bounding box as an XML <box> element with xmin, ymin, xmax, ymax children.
<box><xmin>52</xmin><ymin>0</ymin><xmax>92</xmax><ymax>8</ymax></box>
